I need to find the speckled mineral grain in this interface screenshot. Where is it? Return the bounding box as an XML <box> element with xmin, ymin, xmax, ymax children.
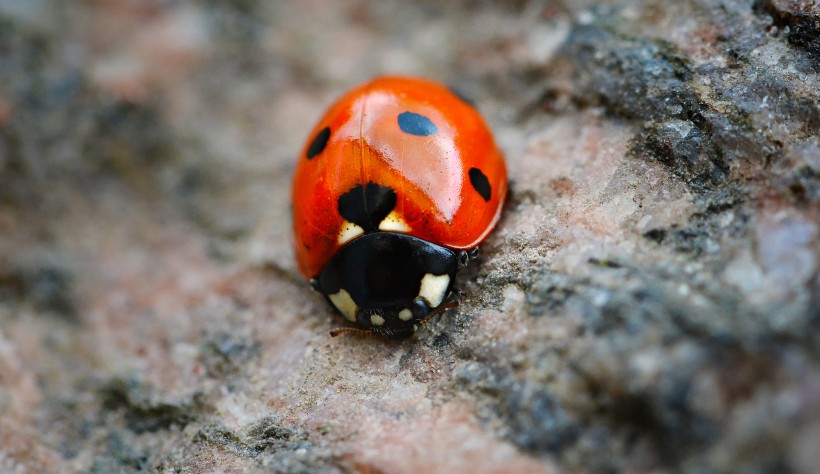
<box><xmin>0</xmin><ymin>1</ymin><xmax>818</xmax><ymax>473</ymax></box>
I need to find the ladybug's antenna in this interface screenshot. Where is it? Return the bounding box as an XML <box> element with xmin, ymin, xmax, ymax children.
<box><xmin>416</xmin><ymin>293</ymin><xmax>461</xmax><ymax>326</ymax></box>
<box><xmin>329</xmin><ymin>327</ymin><xmax>374</xmax><ymax>337</ymax></box>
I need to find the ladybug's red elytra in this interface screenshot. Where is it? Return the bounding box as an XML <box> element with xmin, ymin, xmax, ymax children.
<box><xmin>292</xmin><ymin>76</ymin><xmax>507</xmax><ymax>339</ymax></box>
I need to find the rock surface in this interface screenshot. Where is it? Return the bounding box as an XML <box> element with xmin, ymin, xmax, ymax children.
<box><xmin>0</xmin><ymin>1</ymin><xmax>818</xmax><ymax>472</ymax></box>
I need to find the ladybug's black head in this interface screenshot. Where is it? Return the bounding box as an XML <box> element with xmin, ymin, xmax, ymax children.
<box><xmin>315</xmin><ymin>232</ymin><xmax>465</xmax><ymax>339</ymax></box>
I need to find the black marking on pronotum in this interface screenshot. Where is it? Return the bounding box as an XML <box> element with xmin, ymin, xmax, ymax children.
<box><xmin>397</xmin><ymin>111</ymin><xmax>438</xmax><ymax>136</ymax></box>
<box><xmin>316</xmin><ymin>232</ymin><xmax>458</xmax><ymax>339</ymax></box>
<box><xmin>306</xmin><ymin>126</ymin><xmax>331</xmax><ymax>159</ymax></box>
<box><xmin>337</xmin><ymin>182</ymin><xmax>397</xmax><ymax>232</ymax></box>
<box><xmin>468</xmin><ymin>167</ymin><xmax>491</xmax><ymax>201</ymax></box>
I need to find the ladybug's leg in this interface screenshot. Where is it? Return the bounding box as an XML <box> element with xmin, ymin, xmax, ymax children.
<box><xmin>451</xmin><ymin>287</ymin><xmax>466</xmax><ymax>303</ymax></box>
<box><xmin>444</xmin><ymin>290</ymin><xmax>462</xmax><ymax>309</ymax></box>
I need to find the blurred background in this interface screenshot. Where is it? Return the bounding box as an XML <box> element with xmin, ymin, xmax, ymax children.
<box><xmin>1</xmin><ymin>0</ymin><xmax>818</xmax><ymax>472</ymax></box>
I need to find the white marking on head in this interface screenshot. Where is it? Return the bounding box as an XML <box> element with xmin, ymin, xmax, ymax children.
<box><xmin>398</xmin><ymin>308</ymin><xmax>413</xmax><ymax>321</ymax></box>
<box><xmin>328</xmin><ymin>289</ymin><xmax>357</xmax><ymax>322</ymax></box>
<box><xmin>370</xmin><ymin>313</ymin><xmax>385</xmax><ymax>326</ymax></box>
<box><xmin>419</xmin><ymin>273</ymin><xmax>450</xmax><ymax>308</ymax></box>
<box><xmin>378</xmin><ymin>210</ymin><xmax>411</xmax><ymax>233</ymax></box>
<box><xmin>337</xmin><ymin>221</ymin><xmax>364</xmax><ymax>245</ymax></box>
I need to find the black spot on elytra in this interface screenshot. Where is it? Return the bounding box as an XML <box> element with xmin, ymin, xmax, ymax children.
<box><xmin>306</xmin><ymin>126</ymin><xmax>330</xmax><ymax>159</ymax></box>
<box><xmin>447</xmin><ymin>85</ymin><xmax>476</xmax><ymax>107</ymax></box>
<box><xmin>469</xmin><ymin>167</ymin><xmax>491</xmax><ymax>201</ymax></box>
<box><xmin>337</xmin><ymin>182</ymin><xmax>397</xmax><ymax>232</ymax></box>
<box><xmin>397</xmin><ymin>111</ymin><xmax>438</xmax><ymax>136</ymax></box>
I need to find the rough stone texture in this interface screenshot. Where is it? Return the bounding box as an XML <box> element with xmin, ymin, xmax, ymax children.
<box><xmin>1</xmin><ymin>1</ymin><xmax>818</xmax><ymax>472</ymax></box>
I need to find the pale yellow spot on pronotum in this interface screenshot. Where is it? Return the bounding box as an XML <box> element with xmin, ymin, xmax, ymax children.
<box><xmin>398</xmin><ymin>308</ymin><xmax>413</xmax><ymax>321</ymax></box>
<box><xmin>378</xmin><ymin>210</ymin><xmax>411</xmax><ymax>233</ymax></box>
<box><xmin>419</xmin><ymin>273</ymin><xmax>450</xmax><ymax>308</ymax></box>
<box><xmin>370</xmin><ymin>314</ymin><xmax>385</xmax><ymax>326</ymax></box>
<box><xmin>337</xmin><ymin>221</ymin><xmax>364</xmax><ymax>245</ymax></box>
<box><xmin>328</xmin><ymin>289</ymin><xmax>357</xmax><ymax>322</ymax></box>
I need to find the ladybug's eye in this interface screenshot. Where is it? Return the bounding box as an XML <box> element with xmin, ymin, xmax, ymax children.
<box><xmin>410</xmin><ymin>298</ymin><xmax>428</xmax><ymax>319</ymax></box>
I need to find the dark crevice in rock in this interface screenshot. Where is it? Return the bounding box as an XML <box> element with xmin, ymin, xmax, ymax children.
<box><xmin>195</xmin><ymin>425</ymin><xmax>259</xmax><ymax>457</ymax></box>
<box><xmin>0</xmin><ymin>264</ymin><xmax>77</xmax><ymax>318</ymax></box>
<box><xmin>549</xmin><ymin>7</ymin><xmax>817</xmax><ymax>201</ymax></box>
<box><xmin>556</xmin><ymin>22</ymin><xmax>732</xmax><ymax>191</ymax></box>
<box><xmin>194</xmin><ymin>417</ymin><xmax>334</xmax><ymax>471</ymax></box>
<box><xmin>454</xmin><ymin>363</ymin><xmax>579</xmax><ymax>455</ymax></box>
<box><xmin>198</xmin><ymin>331</ymin><xmax>260</xmax><ymax>378</ymax></box>
<box><xmin>98</xmin><ymin>379</ymin><xmax>200</xmax><ymax>434</ymax></box>
<box><xmin>756</xmin><ymin>0</ymin><xmax>820</xmax><ymax>68</ymax></box>
<box><xmin>0</xmin><ymin>10</ymin><xmax>179</xmax><ymax>239</ymax></box>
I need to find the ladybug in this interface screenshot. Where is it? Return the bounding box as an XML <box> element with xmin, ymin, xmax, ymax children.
<box><xmin>292</xmin><ymin>76</ymin><xmax>507</xmax><ymax>339</ymax></box>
